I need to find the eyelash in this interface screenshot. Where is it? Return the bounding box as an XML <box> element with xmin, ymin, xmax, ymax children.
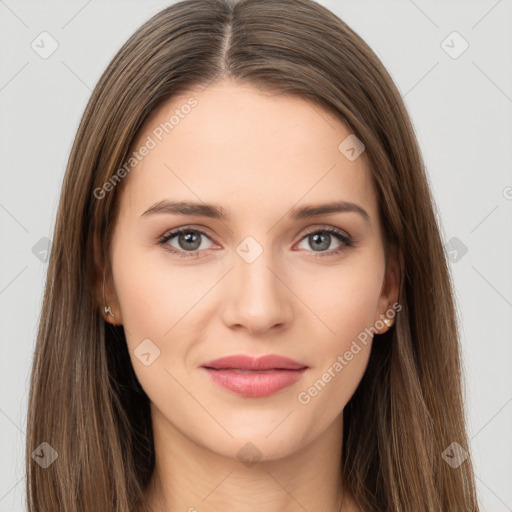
<box><xmin>157</xmin><ymin>226</ymin><xmax>354</xmax><ymax>259</ymax></box>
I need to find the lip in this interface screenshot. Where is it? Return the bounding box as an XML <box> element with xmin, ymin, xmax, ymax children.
<box><xmin>201</xmin><ymin>354</ymin><xmax>308</xmax><ymax>397</ymax></box>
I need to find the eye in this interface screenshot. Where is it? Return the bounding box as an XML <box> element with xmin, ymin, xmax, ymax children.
<box><xmin>158</xmin><ymin>226</ymin><xmax>354</xmax><ymax>259</ymax></box>
<box><xmin>158</xmin><ymin>228</ymin><xmax>215</xmax><ymax>258</ymax></box>
<box><xmin>295</xmin><ymin>227</ymin><xmax>353</xmax><ymax>257</ymax></box>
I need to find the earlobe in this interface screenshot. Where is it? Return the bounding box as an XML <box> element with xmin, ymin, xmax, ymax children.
<box><xmin>93</xmin><ymin>233</ymin><xmax>123</xmax><ymax>325</ymax></box>
<box><xmin>382</xmin><ymin>316</ymin><xmax>395</xmax><ymax>328</ymax></box>
<box><xmin>102</xmin><ymin>303</ymin><xmax>122</xmax><ymax>326</ymax></box>
<box><xmin>101</xmin><ymin>271</ymin><xmax>124</xmax><ymax>325</ymax></box>
<box><xmin>375</xmin><ymin>244</ymin><xmax>401</xmax><ymax>334</ymax></box>
<box><xmin>104</xmin><ymin>306</ymin><xmax>115</xmax><ymax>319</ymax></box>
<box><xmin>101</xmin><ymin>279</ymin><xmax>123</xmax><ymax>326</ymax></box>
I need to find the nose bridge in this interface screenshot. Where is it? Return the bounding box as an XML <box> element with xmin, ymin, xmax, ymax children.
<box><xmin>222</xmin><ymin>237</ymin><xmax>292</xmax><ymax>333</ymax></box>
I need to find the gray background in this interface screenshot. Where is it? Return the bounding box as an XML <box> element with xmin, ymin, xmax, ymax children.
<box><xmin>1</xmin><ymin>1</ymin><xmax>511</xmax><ymax>510</ymax></box>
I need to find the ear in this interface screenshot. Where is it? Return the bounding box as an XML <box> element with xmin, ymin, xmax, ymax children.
<box><xmin>374</xmin><ymin>243</ymin><xmax>401</xmax><ymax>334</ymax></box>
<box><xmin>93</xmin><ymin>233</ymin><xmax>123</xmax><ymax>326</ymax></box>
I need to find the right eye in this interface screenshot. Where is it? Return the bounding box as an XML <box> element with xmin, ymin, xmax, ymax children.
<box><xmin>158</xmin><ymin>227</ymin><xmax>216</xmax><ymax>258</ymax></box>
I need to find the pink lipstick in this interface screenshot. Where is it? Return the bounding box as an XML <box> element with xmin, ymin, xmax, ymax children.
<box><xmin>201</xmin><ymin>354</ymin><xmax>308</xmax><ymax>397</ymax></box>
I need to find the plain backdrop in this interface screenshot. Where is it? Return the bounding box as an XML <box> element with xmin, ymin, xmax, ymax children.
<box><xmin>1</xmin><ymin>1</ymin><xmax>511</xmax><ymax>511</ymax></box>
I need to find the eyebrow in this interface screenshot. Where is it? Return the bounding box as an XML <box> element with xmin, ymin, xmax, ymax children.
<box><xmin>140</xmin><ymin>199</ymin><xmax>370</xmax><ymax>223</ymax></box>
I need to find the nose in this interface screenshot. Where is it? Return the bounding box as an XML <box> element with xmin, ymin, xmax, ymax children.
<box><xmin>220</xmin><ymin>250</ymin><xmax>294</xmax><ymax>336</ymax></box>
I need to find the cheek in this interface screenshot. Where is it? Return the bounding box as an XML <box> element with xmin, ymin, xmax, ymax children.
<box><xmin>293</xmin><ymin>261</ymin><xmax>383</xmax><ymax>414</ymax></box>
<box><xmin>298</xmin><ymin>259</ymin><xmax>384</xmax><ymax>346</ymax></box>
<box><xmin>110</xmin><ymin>250</ymin><xmax>196</xmax><ymax>411</ymax></box>
<box><xmin>111</xmin><ymin>243</ymin><xmax>205</xmax><ymax>340</ymax></box>
<box><xmin>110</xmin><ymin>243</ymin><xmax>221</xmax><ymax>389</ymax></box>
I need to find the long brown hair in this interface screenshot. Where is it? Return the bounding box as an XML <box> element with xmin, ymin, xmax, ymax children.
<box><xmin>26</xmin><ymin>0</ymin><xmax>480</xmax><ymax>510</ymax></box>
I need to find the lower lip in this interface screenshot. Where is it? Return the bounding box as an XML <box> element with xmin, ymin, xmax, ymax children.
<box><xmin>202</xmin><ymin>368</ymin><xmax>307</xmax><ymax>397</ymax></box>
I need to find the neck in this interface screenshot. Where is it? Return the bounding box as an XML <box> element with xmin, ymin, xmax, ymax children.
<box><xmin>143</xmin><ymin>405</ymin><xmax>347</xmax><ymax>512</ymax></box>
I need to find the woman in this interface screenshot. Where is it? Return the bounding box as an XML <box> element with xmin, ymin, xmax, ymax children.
<box><xmin>25</xmin><ymin>0</ymin><xmax>480</xmax><ymax>510</ymax></box>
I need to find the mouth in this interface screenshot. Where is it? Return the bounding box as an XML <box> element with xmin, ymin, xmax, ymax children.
<box><xmin>200</xmin><ymin>354</ymin><xmax>308</xmax><ymax>397</ymax></box>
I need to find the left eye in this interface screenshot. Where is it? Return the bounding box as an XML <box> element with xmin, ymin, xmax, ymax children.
<box><xmin>158</xmin><ymin>227</ymin><xmax>353</xmax><ymax>258</ymax></box>
<box><xmin>296</xmin><ymin>228</ymin><xmax>352</xmax><ymax>255</ymax></box>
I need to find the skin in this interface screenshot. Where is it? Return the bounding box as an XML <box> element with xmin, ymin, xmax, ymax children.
<box><xmin>100</xmin><ymin>78</ymin><xmax>399</xmax><ymax>512</ymax></box>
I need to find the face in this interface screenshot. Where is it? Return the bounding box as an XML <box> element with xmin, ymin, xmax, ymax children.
<box><xmin>103</xmin><ymin>78</ymin><xmax>398</xmax><ymax>461</ymax></box>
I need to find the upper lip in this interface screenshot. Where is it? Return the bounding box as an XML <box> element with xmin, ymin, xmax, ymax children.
<box><xmin>201</xmin><ymin>354</ymin><xmax>308</xmax><ymax>371</ymax></box>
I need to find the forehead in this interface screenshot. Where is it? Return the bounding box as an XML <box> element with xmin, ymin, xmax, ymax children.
<box><xmin>120</xmin><ymin>79</ymin><xmax>378</xmax><ymax>222</ymax></box>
